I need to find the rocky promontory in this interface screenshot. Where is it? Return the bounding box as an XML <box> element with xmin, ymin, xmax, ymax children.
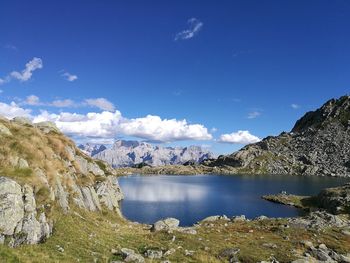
<box><xmin>204</xmin><ymin>95</ymin><xmax>350</xmax><ymax>177</ymax></box>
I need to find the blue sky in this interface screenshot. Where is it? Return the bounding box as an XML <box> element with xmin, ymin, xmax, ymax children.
<box><xmin>0</xmin><ymin>0</ymin><xmax>349</xmax><ymax>154</ymax></box>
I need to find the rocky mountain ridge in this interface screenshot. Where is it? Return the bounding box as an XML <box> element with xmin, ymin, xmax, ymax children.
<box><xmin>0</xmin><ymin>117</ymin><xmax>123</xmax><ymax>247</ymax></box>
<box><xmin>204</xmin><ymin>95</ymin><xmax>350</xmax><ymax>177</ymax></box>
<box><xmin>80</xmin><ymin>140</ymin><xmax>215</xmax><ymax>167</ymax></box>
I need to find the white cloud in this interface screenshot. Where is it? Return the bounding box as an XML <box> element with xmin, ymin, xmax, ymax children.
<box><xmin>218</xmin><ymin>130</ymin><xmax>260</xmax><ymax>144</ymax></box>
<box><xmin>119</xmin><ymin>115</ymin><xmax>212</xmax><ymax>142</ymax></box>
<box><xmin>175</xmin><ymin>18</ymin><xmax>203</xmax><ymax>41</ymax></box>
<box><xmin>247</xmin><ymin>111</ymin><xmax>261</xmax><ymax>119</ymax></box>
<box><xmin>50</xmin><ymin>99</ymin><xmax>75</xmax><ymax>108</ymax></box>
<box><xmin>10</xmin><ymin>57</ymin><xmax>43</xmax><ymax>82</ymax></box>
<box><xmin>19</xmin><ymin>95</ymin><xmax>116</xmax><ymax>110</ymax></box>
<box><xmin>291</xmin><ymin>103</ymin><xmax>300</xmax><ymax>109</ymax></box>
<box><xmin>21</xmin><ymin>95</ymin><xmax>74</xmax><ymax>108</ymax></box>
<box><xmin>62</xmin><ymin>71</ymin><xmax>78</xmax><ymax>82</ymax></box>
<box><xmin>0</xmin><ymin>97</ymin><xmax>213</xmax><ymax>143</ymax></box>
<box><xmin>31</xmin><ymin>109</ymin><xmax>212</xmax><ymax>143</ymax></box>
<box><xmin>33</xmin><ymin>110</ymin><xmax>123</xmax><ymax>139</ymax></box>
<box><xmin>85</xmin><ymin>98</ymin><xmax>115</xmax><ymax>112</ymax></box>
<box><xmin>0</xmin><ymin>101</ymin><xmax>31</xmax><ymax>119</ymax></box>
<box><xmin>24</xmin><ymin>95</ymin><xmax>41</xmax><ymax>105</ymax></box>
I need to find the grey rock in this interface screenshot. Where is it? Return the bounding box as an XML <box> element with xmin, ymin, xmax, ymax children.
<box><xmin>340</xmin><ymin>254</ymin><xmax>350</xmax><ymax>263</ymax></box>
<box><xmin>95</xmin><ymin>176</ymin><xmax>123</xmax><ymax>211</ymax></box>
<box><xmin>56</xmin><ymin>245</ymin><xmax>64</xmax><ymax>253</ymax></box>
<box><xmin>12</xmin><ymin>117</ymin><xmax>32</xmax><ymax>126</ymax></box>
<box><xmin>0</xmin><ymin>123</ymin><xmax>12</xmax><ymax>136</ymax></box>
<box><xmin>152</xmin><ymin>218</ymin><xmax>180</xmax><ymax>232</ymax></box>
<box><xmin>8</xmin><ymin>156</ymin><xmax>29</xmax><ymax>168</ymax></box>
<box><xmin>88</xmin><ymin>162</ymin><xmax>104</xmax><ymax>176</ymax></box>
<box><xmin>0</xmin><ymin>177</ymin><xmax>51</xmax><ymax>247</ymax></box>
<box><xmin>33</xmin><ymin>168</ymin><xmax>49</xmax><ymax>188</ymax></box>
<box><xmin>74</xmin><ymin>156</ymin><xmax>105</xmax><ymax>176</ymax></box>
<box><xmin>218</xmin><ymin>247</ymin><xmax>240</xmax><ymax>259</ymax></box>
<box><xmin>0</xmin><ymin>177</ymin><xmax>24</xmax><ymax>235</ymax></box>
<box><xmin>163</xmin><ymin>248</ymin><xmax>175</xmax><ymax>257</ymax></box>
<box><xmin>201</xmin><ymin>215</ymin><xmax>229</xmax><ymax>222</ymax></box>
<box><xmin>289</xmin><ymin>211</ymin><xmax>348</xmax><ymax>229</ymax></box>
<box><xmin>80</xmin><ymin>186</ymin><xmax>101</xmax><ymax>211</ymax></box>
<box><xmin>144</xmin><ymin>249</ymin><xmax>163</xmax><ymax>259</ymax></box>
<box><xmin>177</xmin><ymin>227</ymin><xmax>197</xmax><ymax>235</ymax></box>
<box><xmin>54</xmin><ymin>176</ymin><xmax>69</xmax><ymax>212</ymax></box>
<box><xmin>75</xmin><ymin>156</ymin><xmax>89</xmax><ymax>175</ymax></box>
<box><xmin>35</xmin><ymin>121</ymin><xmax>60</xmax><ymax>133</ymax></box>
<box><xmin>262</xmin><ymin>243</ymin><xmax>277</xmax><ymax>249</ymax></box>
<box><xmin>184</xmin><ymin>250</ymin><xmax>194</xmax><ymax>256</ymax></box>
<box><xmin>317</xmin><ymin>184</ymin><xmax>350</xmax><ymax>214</ymax></box>
<box><xmin>255</xmin><ymin>215</ymin><xmax>268</xmax><ymax>221</ymax></box>
<box><xmin>120</xmin><ymin>248</ymin><xmax>145</xmax><ymax>263</ymax></box>
<box><xmin>65</xmin><ymin>146</ymin><xmax>76</xmax><ymax>161</ymax></box>
<box><xmin>18</xmin><ymin>158</ymin><xmax>29</xmax><ymax>168</ymax></box>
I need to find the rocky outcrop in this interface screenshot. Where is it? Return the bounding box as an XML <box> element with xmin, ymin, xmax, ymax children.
<box><xmin>84</xmin><ymin>140</ymin><xmax>215</xmax><ymax>167</ymax></box>
<box><xmin>0</xmin><ymin>177</ymin><xmax>52</xmax><ymax>247</ymax></box>
<box><xmin>293</xmin><ymin>242</ymin><xmax>350</xmax><ymax>263</ymax></box>
<box><xmin>204</xmin><ymin>95</ymin><xmax>350</xmax><ymax>177</ymax></box>
<box><xmin>0</xmin><ymin>117</ymin><xmax>124</xmax><ymax>247</ymax></box>
<box><xmin>317</xmin><ymin>183</ymin><xmax>350</xmax><ymax>214</ymax></box>
<box><xmin>288</xmin><ymin>211</ymin><xmax>349</xmax><ymax>230</ymax></box>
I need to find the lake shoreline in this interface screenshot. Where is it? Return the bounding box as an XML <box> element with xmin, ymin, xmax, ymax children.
<box><xmin>114</xmin><ymin>164</ymin><xmax>350</xmax><ymax>178</ymax></box>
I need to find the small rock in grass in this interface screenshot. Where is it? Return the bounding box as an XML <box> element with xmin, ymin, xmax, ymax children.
<box><xmin>144</xmin><ymin>249</ymin><xmax>163</xmax><ymax>259</ymax></box>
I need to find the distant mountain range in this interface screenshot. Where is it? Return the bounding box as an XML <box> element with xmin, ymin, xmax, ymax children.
<box><xmin>78</xmin><ymin>140</ymin><xmax>215</xmax><ymax>167</ymax></box>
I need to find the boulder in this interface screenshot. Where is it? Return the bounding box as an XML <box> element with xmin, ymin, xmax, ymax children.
<box><xmin>12</xmin><ymin>117</ymin><xmax>32</xmax><ymax>126</ymax></box>
<box><xmin>120</xmin><ymin>248</ymin><xmax>145</xmax><ymax>263</ymax></box>
<box><xmin>35</xmin><ymin>121</ymin><xmax>60</xmax><ymax>133</ymax></box>
<box><xmin>144</xmin><ymin>249</ymin><xmax>163</xmax><ymax>259</ymax></box>
<box><xmin>152</xmin><ymin>218</ymin><xmax>180</xmax><ymax>232</ymax></box>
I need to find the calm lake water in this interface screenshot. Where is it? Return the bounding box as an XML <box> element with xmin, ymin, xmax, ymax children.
<box><xmin>119</xmin><ymin>174</ymin><xmax>349</xmax><ymax>226</ymax></box>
